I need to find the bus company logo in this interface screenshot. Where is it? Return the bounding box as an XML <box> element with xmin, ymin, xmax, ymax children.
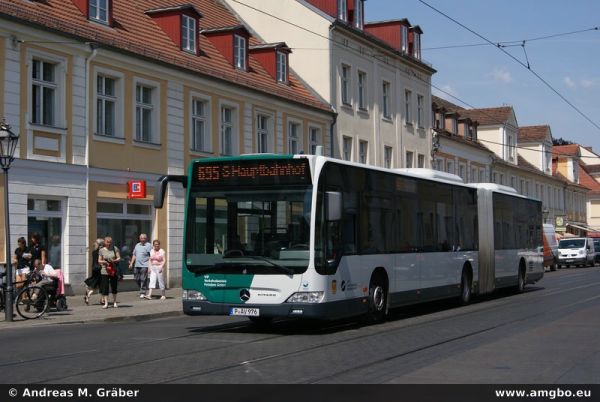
<box><xmin>302</xmin><ymin>281</ymin><xmax>309</xmax><ymax>288</ymax></box>
<box><xmin>240</xmin><ymin>289</ymin><xmax>251</xmax><ymax>302</ymax></box>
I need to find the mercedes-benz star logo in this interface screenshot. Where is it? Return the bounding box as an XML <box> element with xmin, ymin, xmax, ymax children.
<box><xmin>240</xmin><ymin>289</ymin><xmax>251</xmax><ymax>302</ymax></box>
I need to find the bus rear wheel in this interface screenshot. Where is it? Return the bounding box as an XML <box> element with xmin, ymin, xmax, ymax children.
<box><xmin>460</xmin><ymin>268</ymin><xmax>472</xmax><ymax>305</ymax></box>
<box><xmin>364</xmin><ymin>274</ymin><xmax>388</xmax><ymax>324</ymax></box>
<box><xmin>516</xmin><ymin>263</ymin><xmax>526</xmax><ymax>293</ymax></box>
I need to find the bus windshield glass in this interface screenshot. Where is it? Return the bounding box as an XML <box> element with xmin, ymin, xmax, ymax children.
<box><xmin>185</xmin><ymin>187</ymin><xmax>312</xmax><ymax>274</ymax></box>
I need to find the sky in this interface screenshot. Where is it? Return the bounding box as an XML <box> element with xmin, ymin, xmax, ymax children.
<box><xmin>366</xmin><ymin>0</ymin><xmax>600</xmax><ymax>154</ymax></box>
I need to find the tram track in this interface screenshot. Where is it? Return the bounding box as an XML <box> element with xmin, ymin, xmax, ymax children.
<box><xmin>6</xmin><ymin>269</ymin><xmax>598</xmax><ymax>384</ymax></box>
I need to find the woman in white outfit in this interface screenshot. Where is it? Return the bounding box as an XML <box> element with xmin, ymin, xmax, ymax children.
<box><xmin>145</xmin><ymin>239</ymin><xmax>166</xmax><ymax>300</ymax></box>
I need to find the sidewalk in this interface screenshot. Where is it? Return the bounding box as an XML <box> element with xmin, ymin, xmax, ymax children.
<box><xmin>0</xmin><ymin>287</ymin><xmax>183</xmax><ymax>329</ymax></box>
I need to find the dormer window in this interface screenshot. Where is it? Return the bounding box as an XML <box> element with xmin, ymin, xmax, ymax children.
<box><xmin>234</xmin><ymin>35</ymin><xmax>247</xmax><ymax>70</ymax></box>
<box><xmin>401</xmin><ymin>25</ymin><xmax>408</xmax><ymax>53</ymax></box>
<box><xmin>354</xmin><ymin>0</ymin><xmax>363</xmax><ymax>29</ymax></box>
<box><xmin>338</xmin><ymin>0</ymin><xmax>348</xmax><ymax>22</ymax></box>
<box><xmin>413</xmin><ymin>32</ymin><xmax>421</xmax><ymax>59</ymax></box>
<box><xmin>181</xmin><ymin>15</ymin><xmax>197</xmax><ymax>53</ymax></box>
<box><xmin>89</xmin><ymin>0</ymin><xmax>109</xmax><ymax>24</ymax></box>
<box><xmin>277</xmin><ymin>51</ymin><xmax>288</xmax><ymax>83</ymax></box>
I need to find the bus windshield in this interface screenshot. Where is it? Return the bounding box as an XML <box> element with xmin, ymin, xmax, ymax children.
<box><xmin>185</xmin><ymin>186</ymin><xmax>312</xmax><ymax>274</ymax></box>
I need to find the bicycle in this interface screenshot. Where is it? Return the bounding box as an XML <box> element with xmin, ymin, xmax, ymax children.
<box><xmin>0</xmin><ymin>271</ymin><xmax>49</xmax><ymax>320</ymax></box>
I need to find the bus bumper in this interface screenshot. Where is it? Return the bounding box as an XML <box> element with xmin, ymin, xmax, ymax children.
<box><xmin>183</xmin><ymin>298</ymin><xmax>368</xmax><ymax>320</ymax></box>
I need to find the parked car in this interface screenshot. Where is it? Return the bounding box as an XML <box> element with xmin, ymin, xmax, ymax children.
<box><xmin>542</xmin><ymin>224</ymin><xmax>559</xmax><ymax>271</ymax></box>
<box><xmin>557</xmin><ymin>237</ymin><xmax>596</xmax><ymax>268</ymax></box>
<box><xmin>594</xmin><ymin>239</ymin><xmax>600</xmax><ymax>264</ymax></box>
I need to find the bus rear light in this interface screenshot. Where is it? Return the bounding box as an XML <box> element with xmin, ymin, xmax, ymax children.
<box><xmin>286</xmin><ymin>292</ymin><xmax>324</xmax><ymax>303</ymax></box>
<box><xmin>183</xmin><ymin>290</ymin><xmax>207</xmax><ymax>301</ymax></box>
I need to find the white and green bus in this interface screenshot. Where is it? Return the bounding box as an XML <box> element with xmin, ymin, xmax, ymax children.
<box><xmin>155</xmin><ymin>154</ymin><xmax>544</xmax><ymax>324</ymax></box>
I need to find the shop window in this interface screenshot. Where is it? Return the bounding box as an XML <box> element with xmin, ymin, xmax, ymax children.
<box><xmin>28</xmin><ymin>198</ymin><xmax>63</xmax><ymax>269</ymax></box>
<box><xmin>96</xmin><ymin>200</ymin><xmax>153</xmax><ymax>275</ymax></box>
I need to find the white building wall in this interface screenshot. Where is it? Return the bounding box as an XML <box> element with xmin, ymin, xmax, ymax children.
<box><xmin>224</xmin><ymin>0</ymin><xmax>333</xmax><ymax>101</ymax></box>
<box><xmin>71</xmin><ymin>54</ymin><xmax>87</xmax><ymax>165</ymax></box>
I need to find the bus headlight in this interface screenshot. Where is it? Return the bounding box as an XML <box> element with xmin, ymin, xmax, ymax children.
<box><xmin>286</xmin><ymin>292</ymin><xmax>324</xmax><ymax>303</ymax></box>
<box><xmin>183</xmin><ymin>290</ymin><xmax>207</xmax><ymax>301</ymax></box>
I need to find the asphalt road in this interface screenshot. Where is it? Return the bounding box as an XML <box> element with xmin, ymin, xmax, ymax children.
<box><xmin>1</xmin><ymin>267</ymin><xmax>599</xmax><ymax>384</ymax></box>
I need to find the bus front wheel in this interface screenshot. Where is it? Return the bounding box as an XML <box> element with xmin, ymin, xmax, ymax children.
<box><xmin>364</xmin><ymin>273</ymin><xmax>388</xmax><ymax>324</ymax></box>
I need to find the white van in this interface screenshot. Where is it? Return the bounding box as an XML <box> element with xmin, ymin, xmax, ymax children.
<box><xmin>542</xmin><ymin>224</ymin><xmax>559</xmax><ymax>271</ymax></box>
<box><xmin>557</xmin><ymin>237</ymin><xmax>596</xmax><ymax>268</ymax></box>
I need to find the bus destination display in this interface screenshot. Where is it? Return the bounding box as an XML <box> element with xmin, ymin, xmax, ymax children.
<box><xmin>194</xmin><ymin>158</ymin><xmax>311</xmax><ymax>186</ymax></box>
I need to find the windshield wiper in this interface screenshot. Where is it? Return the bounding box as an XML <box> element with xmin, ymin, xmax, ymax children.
<box><xmin>223</xmin><ymin>255</ymin><xmax>295</xmax><ymax>275</ymax></box>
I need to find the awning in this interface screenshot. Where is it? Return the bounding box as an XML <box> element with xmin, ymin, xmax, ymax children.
<box><xmin>566</xmin><ymin>222</ymin><xmax>600</xmax><ymax>234</ymax></box>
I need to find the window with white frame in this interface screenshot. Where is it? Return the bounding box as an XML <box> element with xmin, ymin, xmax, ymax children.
<box><xmin>31</xmin><ymin>59</ymin><xmax>57</xmax><ymax>126</ymax></box>
<box><xmin>96</xmin><ymin>75</ymin><xmax>116</xmax><ymax>136</ymax></box>
<box><xmin>406</xmin><ymin>151</ymin><xmax>414</xmax><ymax>168</ymax></box>
<box><xmin>221</xmin><ymin>106</ymin><xmax>234</xmax><ymax>155</ymax></box>
<box><xmin>309</xmin><ymin>126</ymin><xmax>320</xmax><ymax>154</ymax></box>
<box><xmin>257</xmin><ymin>114</ymin><xmax>270</xmax><ymax>153</ymax></box>
<box><xmin>510</xmin><ymin>176</ymin><xmax>515</xmax><ymax>189</ymax></box>
<box><xmin>446</xmin><ymin>159</ymin><xmax>454</xmax><ymax>174</ymax></box>
<box><xmin>192</xmin><ymin>98</ymin><xmax>210</xmax><ymax>152</ymax></box>
<box><xmin>413</xmin><ymin>32</ymin><xmax>421</xmax><ymax>59</ymax></box>
<box><xmin>135</xmin><ymin>84</ymin><xmax>155</xmax><ymax>142</ymax></box>
<box><xmin>276</xmin><ymin>51</ymin><xmax>287</xmax><ymax>83</ymax></box>
<box><xmin>341</xmin><ymin>64</ymin><xmax>350</xmax><ymax>105</ymax></box>
<box><xmin>338</xmin><ymin>0</ymin><xmax>347</xmax><ymax>21</ymax></box>
<box><xmin>358</xmin><ymin>71</ymin><xmax>367</xmax><ymax>110</ymax></box>
<box><xmin>89</xmin><ymin>0</ymin><xmax>109</xmax><ymax>24</ymax></box>
<box><xmin>288</xmin><ymin>121</ymin><xmax>300</xmax><ymax>154</ymax></box>
<box><xmin>458</xmin><ymin>164</ymin><xmax>466</xmax><ymax>181</ymax></box>
<box><xmin>417</xmin><ymin>94</ymin><xmax>424</xmax><ymax>127</ymax></box>
<box><xmin>417</xmin><ymin>154</ymin><xmax>425</xmax><ymax>168</ymax></box>
<box><xmin>507</xmin><ymin>135</ymin><xmax>515</xmax><ymax>160</ymax></box>
<box><xmin>382</xmin><ymin>81</ymin><xmax>391</xmax><ymax>119</ymax></box>
<box><xmin>401</xmin><ymin>25</ymin><xmax>408</xmax><ymax>53</ymax></box>
<box><xmin>181</xmin><ymin>15</ymin><xmax>197</xmax><ymax>53</ymax></box>
<box><xmin>499</xmin><ymin>174</ymin><xmax>504</xmax><ymax>185</ymax></box>
<box><xmin>359</xmin><ymin>140</ymin><xmax>368</xmax><ymax>164</ymax></box>
<box><xmin>451</xmin><ymin>118</ymin><xmax>458</xmax><ymax>134</ymax></box>
<box><xmin>354</xmin><ymin>0</ymin><xmax>363</xmax><ymax>29</ymax></box>
<box><xmin>384</xmin><ymin>146</ymin><xmax>392</xmax><ymax>168</ymax></box>
<box><xmin>471</xmin><ymin>167</ymin><xmax>477</xmax><ymax>183</ymax></box>
<box><xmin>404</xmin><ymin>89</ymin><xmax>412</xmax><ymax>124</ymax></box>
<box><xmin>435</xmin><ymin>158</ymin><xmax>444</xmax><ymax>171</ymax></box>
<box><xmin>234</xmin><ymin>35</ymin><xmax>247</xmax><ymax>70</ymax></box>
<box><xmin>343</xmin><ymin>136</ymin><xmax>352</xmax><ymax>161</ymax></box>
<box><xmin>492</xmin><ymin>172</ymin><xmax>497</xmax><ymax>183</ymax></box>
<box><xmin>479</xmin><ymin>169</ymin><xmax>485</xmax><ymax>183</ymax></box>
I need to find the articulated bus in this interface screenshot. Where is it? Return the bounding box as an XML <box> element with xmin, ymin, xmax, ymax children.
<box><xmin>155</xmin><ymin>154</ymin><xmax>543</xmax><ymax>324</ymax></box>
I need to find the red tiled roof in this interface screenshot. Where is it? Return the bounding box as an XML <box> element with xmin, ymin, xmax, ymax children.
<box><xmin>553</xmin><ymin>144</ymin><xmax>580</xmax><ymax>157</ymax></box>
<box><xmin>578</xmin><ymin>164</ymin><xmax>600</xmax><ymax>194</ymax></box>
<box><xmin>518</xmin><ymin>125</ymin><xmax>550</xmax><ymax>143</ymax></box>
<box><xmin>459</xmin><ymin>106</ymin><xmax>514</xmax><ymax>126</ymax></box>
<box><xmin>0</xmin><ymin>0</ymin><xmax>331</xmax><ymax>113</ymax></box>
<box><xmin>432</xmin><ymin>95</ymin><xmax>462</xmax><ymax>113</ymax></box>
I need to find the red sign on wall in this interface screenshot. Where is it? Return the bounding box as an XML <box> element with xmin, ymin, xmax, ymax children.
<box><xmin>127</xmin><ymin>180</ymin><xmax>146</xmax><ymax>199</ymax></box>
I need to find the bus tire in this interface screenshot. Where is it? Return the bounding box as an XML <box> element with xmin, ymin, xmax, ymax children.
<box><xmin>460</xmin><ymin>266</ymin><xmax>472</xmax><ymax>305</ymax></box>
<box><xmin>550</xmin><ymin>260</ymin><xmax>558</xmax><ymax>272</ymax></box>
<box><xmin>516</xmin><ymin>261</ymin><xmax>526</xmax><ymax>293</ymax></box>
<box><xmin>364</xmin><ymin>271</ymin><xmax>388</xmax><ymax>324</ymax></box>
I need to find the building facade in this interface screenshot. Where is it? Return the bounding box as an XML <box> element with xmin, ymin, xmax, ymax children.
<box><xmin>0</xmin><ymin>0</ymin><xmax>333</xmax><ymax>291</ymax></box>
<box><xmin>223</xmin><ymin>0</ymin><xmax>436</xmax><ymax>168</ymax></box>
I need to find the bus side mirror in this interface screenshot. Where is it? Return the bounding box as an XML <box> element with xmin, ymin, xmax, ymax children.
<box><xmin>326</xmin><ymin>192</ymin><xmax>342</xmax><ymax>221</ymax></box>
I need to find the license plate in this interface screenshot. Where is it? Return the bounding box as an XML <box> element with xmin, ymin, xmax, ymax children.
<box><xmin>229</xmin><ymin>307</ymin><xmax>260</xmax><ymax>317</ymax></box>
<box><xmin>565</xmin><ymin>259</ymin><xmax>574</xmax><ymax>263</ymax></box>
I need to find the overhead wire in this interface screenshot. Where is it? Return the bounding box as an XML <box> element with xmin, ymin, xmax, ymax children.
<box><xmin>416</xmin><ymin>0</ymin><xmax>600</xmax><ymax>134</ymax></box>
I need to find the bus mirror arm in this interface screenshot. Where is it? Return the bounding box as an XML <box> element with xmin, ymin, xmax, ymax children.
<box><xmin>154</xmin><ymin>175</ymin><xmax>187</xmax><ymax>209</ymax></box>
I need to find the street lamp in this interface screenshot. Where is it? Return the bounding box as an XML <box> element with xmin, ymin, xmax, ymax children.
<box><xmin>0</xmin><ymin>119</ymin><xmax>19</xmax><ymax>322</ymax></box>
<box><xmin>543</xmin><ymin>207</ymin><xmax>550</xmax><ymax>224</ymax></box>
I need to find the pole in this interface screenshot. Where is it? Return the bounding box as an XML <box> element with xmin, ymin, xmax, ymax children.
<box><xmin>4</xmin><ymin>168</ymin><xmax>12</xmax><ymax>321</ymax></box>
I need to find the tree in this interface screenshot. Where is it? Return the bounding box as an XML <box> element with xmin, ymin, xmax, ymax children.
<box><xmin>553</xmin><ymin>137</ymin><xmax>573</xmax><ymax>146</ymax></box>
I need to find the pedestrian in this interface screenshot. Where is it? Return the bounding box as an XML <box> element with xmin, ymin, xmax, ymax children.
<box><xmin>83</xmin><ymin>238</ymin><xmax>104</xmax><ymax>305</ymax></box>
<box><xmin>30</xmin><ymin>232</ymin><xmax>46</xmax><ymax>265</ymax></box>
<box><xmin>98</xmin><ymin>236</ymin><xmax>121</xmax><ymax>309</ymax></box>
<box><xmin>13</xmin><ymin>237</ymin><xmax>32</xmax><ymax>290</ymax></box>
<box><xmin>129</xmin><ymin>233</ymin><xmax>152</xmax><ymax>299</ymax></box>
<box><xmin>144</xmin><ymin>239</ymin><xmax>166</xmax><ymax>300</ymax></box>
